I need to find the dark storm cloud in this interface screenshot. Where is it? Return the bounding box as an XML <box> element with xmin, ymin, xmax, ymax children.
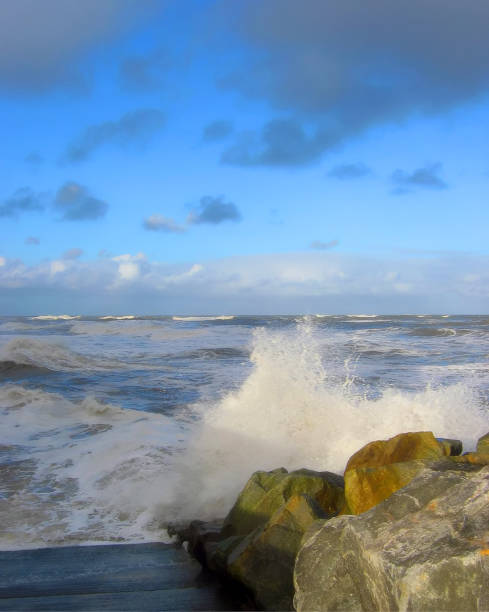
<box><xmin>0</xmin><ymin>1</ymin><xmax>158</xmax><ymax>93</ymax></box>
<box><xmin>221</xmin><ymin>119</ymin><xmax>336</xmax><ymax>166</ymax></box>
<box><xmin>328</xmin><ymin>163</ymin><xmax>372</xmax><ymax>180</ymax></box>
<box><xmin>310</xmin><ymin>240</ymin><xmax>339</xmax><ymax>251</ymax></box>
<box><xmin>120</xmin><ymin>49</ymin><xmax>170</xmax><ymax>91</ymax></box>
<box><xmin>187</xmin><ymin>196</ymin><xmax>242</xmax><ymax>225</ymax></box>
<box><xmin>143</xmin><ymin>214</ymin><xmax>186</xmax><ymax>233</ymax></box>
<box><xmin>65</xmin><ymin>109</ymin><xmax>166</xmax><ymax>162</ymax></box>
<box><xmin>202</xmin><ymin>120</ymin><xmax>234</xmax><ymax>142</ymax></box>
<box><xmin>63</xmin><ymin>247</ymin><xmax>84</xmax><ymax>260</ymax></box>
<box><xmin>215</xmin><ymin>0</ymin><xmax>489</xmax><ymax>166</ymax></box>
<box><xmin>391</xmin><ymin>163</ymin><xmax>448</xmax><ymax>194</ymax></box>
<box><xmin>25</xmin><ymin>236</ymin><xmax>40</xmax><ymax>245</ymax></box>
<box><xmin>24</xmin><ymin>151</ymin><xmax>44</xmax><ymax>165</ymax></box>
<box><xmin>54</xmin><ymin>182</ymin><xmax>108</xmax><ymax>221</ymax></box>
<box><xmin>0</xmin><ymin>188</ymin><xmax>45</xmax><ymax>217</ymax></box>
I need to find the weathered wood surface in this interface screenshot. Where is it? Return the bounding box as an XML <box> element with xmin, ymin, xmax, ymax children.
<box><xmin>0</xmin><ymin>542</ymin><xmax>240</xmax><ymax>610</ymax></box>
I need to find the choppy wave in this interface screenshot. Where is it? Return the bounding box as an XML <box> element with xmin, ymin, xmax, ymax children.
<box><xmin>1</xmin><ymin>315</ymin><xmax>488</xmax><ymax>549</ymax></box>
<box><xmin>172</xmin><ymin>316</ymin><xmax>235</xmax><ymax>321</ymax></box>
<box><xmin>99</xmin><ymin>315</ymin><xmax>136</xmax><ymax>320</ymax></box>
<box><xmin>0</xmin><ymin>360</ymin><xmax>51</xmax><ymax>379</ymax></box>
<box><xmin>174</xmin><ymin>347</ymin><xmax>249</xmax><ymax>360</ymax></box>
<box><xmin>0</xmin><ymin>338</ymin><xmax>120</xmax><ymax>372</ymax></box>
<box><xmin>0</xmin><ymin>385</ymin><xmax>179</xmax><ymax>549</ymax></box>
<box><xmin>0</xmin><ymin>321</ymin><xmax>43</xmax><ymax>332</ymax></box>
<box><xmin>70</xmin><ymin>320</ymin><xmax>205</xmax><ymax>340</ymax></box>
<box><xmin>409</xmin><ymin>327</ymin><xmax>460</xmax><ymax>337</ymax></box>
<box><xmin>31</xmin><ymin>315</ymin><xmax>81</xmax><ymax>321</ymax></box>
<box><xmin>155</xmin><ymin>321</ymin><xmax>488</xmax><ymax>522</ymax></box>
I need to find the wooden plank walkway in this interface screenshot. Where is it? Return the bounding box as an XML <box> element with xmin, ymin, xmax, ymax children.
<box><xmin>0</xmin><ymin>542</ymin><xmax>241</xmax><ymax>610</ymax></box>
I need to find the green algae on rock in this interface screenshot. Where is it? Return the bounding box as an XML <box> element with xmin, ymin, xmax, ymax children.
<box><xmin>222</xmin><ymin>467</ymin><xmax>344</xmax><ymax>538</ymax></box>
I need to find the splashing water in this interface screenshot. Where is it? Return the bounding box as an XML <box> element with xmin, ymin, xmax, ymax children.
<box><xmin>1</xmin><ymin>316</ymin><xmax>488</xmax><ymax>547</ymax></box>
<box><xmin>157</xmin><ymin>320</ymin><xmax>488</xmax><ymax>522</ymax></box>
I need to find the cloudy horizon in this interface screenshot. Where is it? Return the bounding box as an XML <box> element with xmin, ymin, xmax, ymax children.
<box><xmin>1</xmin><ymin>0</ymin><xmax>488</xmax><ymax>314</ymax></box>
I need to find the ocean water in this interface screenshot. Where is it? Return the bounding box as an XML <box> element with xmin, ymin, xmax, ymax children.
<box><xmin>0</xmin><ymin>314</ymin><xmax>488</xmax><ymax>550</ymax></box>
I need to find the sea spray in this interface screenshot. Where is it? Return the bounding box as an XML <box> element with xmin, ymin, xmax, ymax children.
<box><xmin>158</xmin><ymin>319</ymin><xmax>488</xmax><ymax>522</ymax></box>
<box><xmin>1</xmin><ymin>315</ymin><xmax>488</xmax><ymax>549</ymax></box>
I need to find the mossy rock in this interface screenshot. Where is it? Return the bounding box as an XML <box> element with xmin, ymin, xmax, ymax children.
<box><xmin>222</xmin><ymin>467</ymin><xmax>344</xmax><ymax>538</ymax></box>
<box><xmin>227</xmin><ymin>493</ymin><xmax>329</xmax><ymax>610</ymax></box>
<box><xmin>345</xmin><ymin>431</ymin><xmax>449</xmax><ymax>473</ymax></box>
<box><xmin>476</xmin><ymin>431</ymin><xmax>489</xmax><ymax>454</ymax></box>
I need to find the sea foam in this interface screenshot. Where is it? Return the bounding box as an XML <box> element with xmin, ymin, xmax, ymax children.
<box><xmin>158</xmin><ymin>319</ymin><xmax>488</xmax><ymax>521</ymax></box>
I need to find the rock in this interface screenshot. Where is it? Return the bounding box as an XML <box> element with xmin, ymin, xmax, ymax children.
<box><xmin>227</xmin><ymin>493</ymin><xmax>329</xmax><ymax>611</ymax></box>
<box><xmin>180</xmin><ymin>520</ymin><xmax>224</xmax><ymax>567</ymax></box>
<box><xmin>477</xmin><ymin>431</ymin><xmax>489</xmax><ymax>454</ymax></box>
<box><xmin>343</xmin><ymin>432</ymin><xmax>460</xmax><ymax>514</ymax></box>
<box><xmin>344</xmin><ymin>459</ymin><xmax>429</xmax><ymax>515</ymax></box>
<box><xmin>186</xmin><ymin>467</ymin><xmax>344</xmax><ymax>610</ymax></box>
<box><xmin>437</xmin><ymin>436</ymin><xmax>463</xmax><ymax>456</ymax></box>
<box><xmin>222</xmin><ymin>467</ymin><xmax>344</xmax><ymax>538</ymax></box>
<box><xmin>206</xmin><ymin>534</ymin><xmax>244</xmax><ymax>575</ymax></box>
<box><xmin>294</xmin><ymin>463</ymin><xmax>489</xmax><ymax>612</ymax></box>
<box><xmin>345</xmin><ymin>431</ymin><xmax>449</xmax><ymax>473</ymax></box>
<box><xmin>451</xmin><ymin>452</ymin><xmax>489</xmax><ymax>466</ymax></box>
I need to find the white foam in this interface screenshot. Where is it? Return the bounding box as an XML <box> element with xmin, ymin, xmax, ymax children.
<box><xmin>172</xmin><ymin>316</ymin><xmax>234</xmax><ymax>321</ymax></box>
<box><xmin>99</xmin><ymin>315</ymin><xmax>136</xmax><ymax>320</ymax></box>
<box><xmin>158</xmin><ymin>320</ymin><xmax>488</xmax><ymax>522</ymax></box>
<box><xmin>2</xmin><ymin>317</ymin><xmax>488</xmax><ymax>548</ymax></box>
<box><xmin>0</xmin><ymin>385</ymin><xmax>181</xmax><ymax>548</ymax></box>
<box><xmin>70</xmin><ymin>320</ymin><xmax>205</xmax><ymax>341</ymax></box>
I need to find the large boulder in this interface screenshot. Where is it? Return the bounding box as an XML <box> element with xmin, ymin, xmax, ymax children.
<box><xmin>222</xmin><ymin>467</ymin><xmax>344</xmax><ymax>537</ymax></box>
<box><xmin>344</xmin><ymin>431</ymin><xmax>462</xmax><ymax>514</ymax></box>
<box><xmin>344</xmin><ymin>459</ymin><xmax>429</xmax><ymax>515</ymax></box>
<box><xmin>294</xmin><ymin>463</ymin><xmax>489</xmax><ymax>611</ymax></box>
<box><xmin>189</xmin><ymin>467</ymin><xmax>344</xmax><ymax>610</ymax></box>
<box><xmin>345</xmin><ymin>431</ymin><xmax>455</xmax><ymax>472</ymax></box>
<box><xmin>227</xmin><ymin>494</ymin><xmax>328</xmax><ymax>610</ymax></box>
<box><xmin>477</xmin><ymin>431</ymin><xmax>489</xmax><ymax>454</ymax></box>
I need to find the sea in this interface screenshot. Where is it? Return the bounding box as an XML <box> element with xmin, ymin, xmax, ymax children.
<box><xmin>0</xmin><ymin>314</ymin><xmax>488</xmax><ymax>551</ymax></box>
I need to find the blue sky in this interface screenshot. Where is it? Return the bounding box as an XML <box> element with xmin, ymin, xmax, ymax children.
<box><xmin>1</xmin><ymin>0</ymin><xmax>489</xmax><ymax>314</ymax></box>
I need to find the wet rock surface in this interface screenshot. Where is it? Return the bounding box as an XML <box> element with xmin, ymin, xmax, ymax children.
<box><xmin>175</xmin><ymin>431</ymin><xmax>489</xmax><ymax>611</ymax></box>
<box><xmin>295</xmin><ymin>463</ymin><xmax>489</xmax><ymax>612</ymax></box>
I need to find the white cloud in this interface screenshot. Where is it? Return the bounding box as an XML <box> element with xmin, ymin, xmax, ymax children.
<box><xmin>118</xmin><ymin>262</ymin><xmax>140</xmax><ymax>281</ymax></box>
<box><xmin>112</xmin><ymin>252</ymin><xmax>146</xmax><ymax>263</ymax></box>
<box><xmin>50</xmin><ymin>261</ymin><xmax>67</xmax><ymax>275</ymax></box>
<box><xmin>143</xmin><ymin>214</ymin><xmax>185</xmax><ymax>233</ymax></box>
<box><xmin>0</xmin><ymin>251</ymin><xmax>488</xmax><ymax>313</ymax></box>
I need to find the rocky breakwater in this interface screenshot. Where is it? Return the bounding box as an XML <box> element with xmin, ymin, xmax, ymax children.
<box><xmin>173</xmin><ymin>430</ymin><xmax>489</xmax><ymax>611</ymax></box>
<box><xmin>174</xmin><ymin>468</ymin><xmax>345</xmax><ymax>610</ymax></box>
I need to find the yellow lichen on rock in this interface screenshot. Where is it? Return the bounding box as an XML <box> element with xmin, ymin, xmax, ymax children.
<box><xmin>345</xmin><ymin>431</ymin><xmax>449</xmax><ymax>473</ymax></box>
<box><xmin>344</xmin><ymin>460</ymin><xmax>427</xmax><ymax>514</ymax></box>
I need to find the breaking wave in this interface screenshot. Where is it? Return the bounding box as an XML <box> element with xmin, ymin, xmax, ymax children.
<box><xmin>172</xmin><ymin>316</ymin><xmax>235</xmax><ymax>321</ymax></box>
<box><xmin>31</xmin><ymin>315</ymin><xmax>81</xmax><ymax>321</ymax></box>
<box><xmin>0</xmin><ymin>385</ymin><xmax>180</xmax><ymax>549</ymax></box>
<box><xmin>157</xmin><ymin>320</ymin><xmax>488</xmax><ymax>521</ymax></box>
<box><xmin>0</xmin><ymin>338</ymin><xmax>120</xmax><ymax>372</ymax></box>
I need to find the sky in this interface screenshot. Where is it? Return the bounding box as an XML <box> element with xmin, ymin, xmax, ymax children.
<box><xmin>1</xmin><ymin>0</ymin><xmax>489</xmax><ymax>315</ymax></box>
